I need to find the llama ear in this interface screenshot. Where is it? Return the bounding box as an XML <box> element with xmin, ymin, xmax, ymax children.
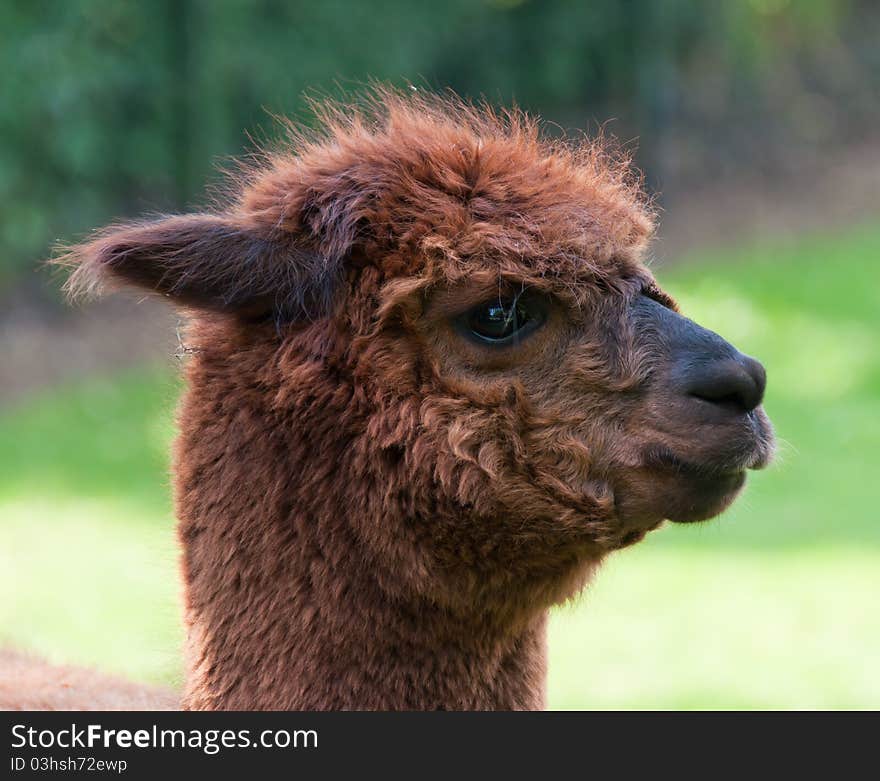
<box><xmin>58</xmin><ymin>214</ymin><xmax>339</xmax><ymax>321</ymax></box>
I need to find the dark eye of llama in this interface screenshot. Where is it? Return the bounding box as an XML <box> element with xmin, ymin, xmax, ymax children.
<box><xmin>461</xmin><ymin>291</ymin><xmax>547</xmax><ymax>345</ymax></box>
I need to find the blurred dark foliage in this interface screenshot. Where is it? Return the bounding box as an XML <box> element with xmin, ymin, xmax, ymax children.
<box><xmin>1</xmin><ymin>0</ymin><xmax>878</xmax><ymax>291</ymax></box>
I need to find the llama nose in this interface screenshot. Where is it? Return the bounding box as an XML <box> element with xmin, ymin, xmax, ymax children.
<box><xmin>685</xmin><ymin>354</ymin><xmax>767</xmax><ymax>413</ymax></box>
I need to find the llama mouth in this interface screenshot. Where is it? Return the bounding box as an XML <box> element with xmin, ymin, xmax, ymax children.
<box><xmin>642</xmin><ymin>403</ymin><xmax>776</xmax><ymax>477</ymax></box>
<box><xmin>642</xmin><ymin>440</ymin><xmax>771</xmax><ymax>479</ymax></box>
<box><xmin>627</xmin><ymin>443</ymin><xmax>762</xmax><ymax>524</ymax></box>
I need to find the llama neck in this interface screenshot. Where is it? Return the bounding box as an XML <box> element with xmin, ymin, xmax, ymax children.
<box><xmin>173</xmin><ymin>352</ymin><xmax>549</xmax><ymax>710</ymax></box>
<box><xmin>178</xmin><ymin>500</ymin><xmax>549</xmax><ymax>710</ymax></box>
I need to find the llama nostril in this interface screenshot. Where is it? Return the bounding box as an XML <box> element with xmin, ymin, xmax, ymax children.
<box><xmin>686</xmin><ymin>355</ymin><xmax>766</xmax><ymax>413</ymax></box>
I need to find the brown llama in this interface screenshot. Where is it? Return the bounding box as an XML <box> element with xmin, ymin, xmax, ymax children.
<box><xmin>2</xmin><ymin>90</ymin><xmax>774</xmax><ymax>710</ymax></box>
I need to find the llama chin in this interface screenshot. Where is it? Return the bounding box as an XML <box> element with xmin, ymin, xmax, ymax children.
<box><xmin>4</xmin><ymin>87</ymin><xmax>773</xmax><ymax>711</ymax></box>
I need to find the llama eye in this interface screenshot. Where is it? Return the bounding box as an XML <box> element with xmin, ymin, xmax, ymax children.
<box><xmin>461</xmin><ymin>293</ymin><xmax>547</xmax><ymax>345</ymax></box>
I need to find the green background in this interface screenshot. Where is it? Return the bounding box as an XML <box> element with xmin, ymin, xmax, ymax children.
<box><xmin>1</xmin><ymin>1</ymin><xmax>878</xmax><ymax>709</ymax></box>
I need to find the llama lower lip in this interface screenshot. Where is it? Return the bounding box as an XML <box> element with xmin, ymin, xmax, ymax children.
<box><xmin>666</xmin><ymin>469</ymin><xmax>747</xmax><ymax>523</ymax></box>
<box><xmin>612</xmin><ymin>466</ymin><xmax>746</xmax><ymax>530</ymax></box>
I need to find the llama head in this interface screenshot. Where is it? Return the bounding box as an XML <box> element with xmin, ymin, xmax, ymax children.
<box><xmin>62</xmin><ymin>90</ymin><xmax>774</xmax><ymax>614</ymax></box>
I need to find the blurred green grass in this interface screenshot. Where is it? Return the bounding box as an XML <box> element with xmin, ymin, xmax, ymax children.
<box><xmin>2</xmin><ymin>224</ymin><xmax>878</xmax><ymax>708</ymax></box>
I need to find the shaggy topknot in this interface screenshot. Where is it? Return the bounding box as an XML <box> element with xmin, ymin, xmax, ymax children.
<box><xmin>62</xmin><ymin>87</ymin><xmax>655</xmax><ymax>322</ymax></box>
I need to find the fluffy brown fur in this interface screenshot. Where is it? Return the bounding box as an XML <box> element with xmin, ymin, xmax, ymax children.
<box><xmin>9</xmin><ymin>89</ymin><xmax>772</xmax><ymax>710</ymax></box>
